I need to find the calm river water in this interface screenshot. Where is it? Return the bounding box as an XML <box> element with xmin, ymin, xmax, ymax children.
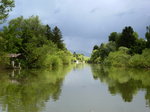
<box><xmin>0</xmin><ymin>64</ymin><xmax>150</xmax><ymax>112</ymax></box>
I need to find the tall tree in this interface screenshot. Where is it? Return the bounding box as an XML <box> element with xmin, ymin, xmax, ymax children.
<box><xmin>145</xmin><ymin>26</ymin><xmax>150</xmax><ymax>48</ymax></box>
<box><xmin>0</xmin><ymin>0</ymin><xmax>15</xmax><ymax>23</ymax></box>
<box><xmin>93</xmin><ymin>45</ymin><xmax>99</xmax><ymax>50</ymax></box>
<box><xmin>117</xmin><ymin>26</ymin><xmax>137</xmax><ymax>48</ymax></box>
<box><xmin>52</xmin><ymin>26</ymin><xmax>64</xmax><ymax>49</ymax></box>
<box><xmin>108</xmin><ymin>32</ymin><xmax>118</xmax><ymax>42</ymax></box>
<box><xmin>45</xmin><ymin>24</ymin><xmax>53</xmax><ymax>41</ymax></box>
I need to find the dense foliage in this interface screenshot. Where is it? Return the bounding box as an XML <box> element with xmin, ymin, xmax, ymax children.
<box><xmin>0</xmin><ymin>16</ymin><xmax>72</xmax><ymax>68</ymax></box>
<box><xmin>91</xmin><ymin>26</ymin><xmax>150</xmax><ymax>68</ymax></box>
<box><xmin>146</xmin><ymin>26</ymin><xmax>150</xmax><ymax>48</ymax></box>
<box><xmin>0</xmin><ymin>0</ymin><xmax>15</xmax><ymax>23</ymax></box>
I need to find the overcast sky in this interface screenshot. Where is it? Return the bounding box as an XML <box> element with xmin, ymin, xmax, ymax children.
<box><xmin>8</xmin><ymin>0</ymin><xmax>150</xmax><ymax>53</ymax></box>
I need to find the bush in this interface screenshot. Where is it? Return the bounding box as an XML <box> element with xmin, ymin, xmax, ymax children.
<box><xmin>105</xmin><ymin>47</ymin><xmax>131</xmax><ymax>67</ymax></box>
<box><xmin>129</xmin><ymin>54</ymin><xmax>144</xmax><ymax>68</ymax></box>
<box><xmin>56</xmin><ymin>50</ymin><xmax>72</xmax><ymax>65</ymax></box>
<box><xmin>48</xmin><ymin>55</ymin><xmax>63</xmax><ymax>68</ymax></box>
<box><xmin>90</xmin><ymin>50</ymin><xmax>101</xmax><ymax>63</ymax></box>
<box><xmin>0</xmin><ymin>52</ymin><xmax>10</xmax><ymax>67</ymax></box>
<box><xmin>129</xmin><ymin>49</ymin><xmax>150</xmax><ymax>68</ymax></box>
<box><xmin>43</xmin><ymin>50</ymin><xmax>73</xmax><ymax>69</ymax></box>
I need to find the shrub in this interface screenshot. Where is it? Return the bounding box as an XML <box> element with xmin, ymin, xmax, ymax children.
<box><xmin>56</xmin><ymin>50</ymin><xmax>72</xmax><ymax>65</ymax></box>
<box><xmin>105</xmin><ymin>47</ymin><xmax>131</xmax><ymax>67</ymax></box>
<box><xmin>47</xmin><ymin>55</ymin><xmax>62</xmax><ymax>68</ymax></box>
<box><xmin>129</xmin><ymin>49</ymin><xmax>150</xmax><ymax>68</ymax></box>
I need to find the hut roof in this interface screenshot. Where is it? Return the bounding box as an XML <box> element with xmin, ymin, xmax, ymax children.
<box><xmin>7</xmin><ymin>53</ymin><xmax>21</xmax><ymax>58</ymax></box>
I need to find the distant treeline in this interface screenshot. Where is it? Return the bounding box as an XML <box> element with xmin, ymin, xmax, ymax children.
<box><xmin>72</xmin><ymin>52</ymin><xmax>89</xmax><ymax>63</ymax></box>
<box><xmin>90</xmin><ymin>26</ymin><xmax>150</xmax><ymax>68</ymax></box>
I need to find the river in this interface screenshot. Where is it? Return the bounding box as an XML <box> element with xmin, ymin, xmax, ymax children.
<box><xmin>0</xmin><ymin>64</ymin><xmax>150</xmax><ymax>112</ymax></box>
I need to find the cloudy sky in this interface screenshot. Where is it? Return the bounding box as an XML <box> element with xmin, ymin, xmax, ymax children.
<box><xmin>8</xmin><ymin>0</ymin><xmax>150</xmax><ymax>54</ymax></box>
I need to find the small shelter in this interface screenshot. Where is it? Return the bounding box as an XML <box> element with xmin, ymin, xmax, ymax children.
<box><xmin>7</xmin><ymin>53</ymin><xmax>21</xmax><ymax>69</ymax></box>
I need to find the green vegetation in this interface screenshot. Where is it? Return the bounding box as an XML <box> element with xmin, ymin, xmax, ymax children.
<box><xmin>129</xmin><ymin>49</ymin><xmax>150</xmax><ymax>68</ymax></box>
<box><xmin>146</xmin><ymin>26</ymin><xmax>150</xmax><ymax>48</ymax></box>
<box><xmin>72</xmin><ymin>52</ymin><xmax>90</xmax><ymax>63</ymax></box>
<box><xmin>105</xmin><ymin>47</ymin><xmax>131</xmax><ymax>67</ymax></box>
<box><xmin>90</xmin><ymin>42</ymin><xmax>116</xmax><ymax>63</ymax></box>
<box><xmin>91</xmin><ymin>26</ymin><xmax>150</xmax><ymax>68</ymax></box>
<box><xmin>0</xmin><ymin>0</ymin><xmax>15</xmax><ymax>23</ymax></box>
<box><xmin>0</xmin><ymin>1</ymin><xmax>88</xmax><ymax>69</ymax></box>
<box><xmin>0</xmin><ymin>16</ymin><xmax>72</xmax><ymax>68</ymax></box>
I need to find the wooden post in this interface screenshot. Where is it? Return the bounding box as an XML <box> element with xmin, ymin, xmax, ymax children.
<box><xmin>11</xmin><ymin>61</ymin><xmax>15</xmax><ymax>68</ymax></box>
<box><xmin>18</xmin><ymin>63</ymin><xmax>21</xmax><ymax>68</ymax></box>
<box><xmin>18</xmin><ymin>69</ymin><xmax>21</xmax><ymax>74</ymax></box>
<box><xmin>11</xmin><ymin>70</ymin><xmax>14</xmax><ymax>77</ymax></box>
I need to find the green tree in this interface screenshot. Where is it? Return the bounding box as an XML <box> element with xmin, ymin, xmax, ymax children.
<box><xmin>93</xmin><ymin>45</ymin><xmax>99</xmax><ymax>50</ymax></box>
<box><xmin>45</xmin><ymin>24</ymin><xmax>53</xmax><ymax>41</ymax></box>
<box><xmin>130</xmin><ymin>38</ymin><xmax>146</xmax><ymax>54</ymax></box>
<box><xmin>1</xmin><ymin>25</ymin><xmax>22</xmax><ymax>53</ymax></box>
<box><xmin>2</xmin><ymin>16</ymin><xmax>47</xmax><ymax>53</ymax></box>
<box><xmin>90</xmin><ymin>49</ymin><xmax>100</xmax><ymax>63</ymax></box>
<box><xmin>52</xmin><ymin>26</ymin><xmax>65</xmax><ymax>49</ymax></box>
<box><xmin>90</xmin><ymin>42</ymin><xmax>116</xmax><ymax>63</ymax></box>
<box><xmin>145</xmin><ymin>26</ymin><xmax>150</xmax><ymax>48</ymax></box>
<box><xmin>1</xmin><ymin>16</ymin><xmax>55</xmax><ymax>68</ymax></box>
<box><xmin>0</xmin><ymin>0</ymin><xmax>15</xmax><ymax>23</ymax></box>
<box><xmin>117</xmin><ymin>26</ymin><xmax>137</xmax><ymax>48</ymax></box>
<box><xmin>99</xmin><ymin>43</ymin><xmax>108</xmax><ymax>61</ymax></box>
<box><xmin>108</xmin><ymin>32</ymin><xmax>118</xmax><ymax>42</ymax></box>
<box><xmin>1</xmin><ymin>16</ymin><xmax>71</xmax><ymax>68</ymax></box>
<box><xmin>129</xmin><ymin>49</ymin><xmax>150</xmax><ymax>68</ymax></box>
<box><xmin>105</xmin><ymin>47</ymin><xmax>131</xmax><ymax>67</ymax></box>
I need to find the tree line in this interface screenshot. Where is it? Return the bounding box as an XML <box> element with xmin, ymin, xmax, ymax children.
<box><xmin>90</xmin><ymin>26</ymin><xmax>150</xmax><ymax>68</ymax></box>
<box><xmin>0</xmin><ymin>15</ymin><xmax>73</xmax><ymax>68</ymax></box>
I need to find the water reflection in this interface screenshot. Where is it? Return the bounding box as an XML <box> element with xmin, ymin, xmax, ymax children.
<box><xmin>91</xmin><ymin>65</ymin><xmax>150</xmax><ymax>107</ymax></box>
<box><xmin>0</xmin><ymin>64</ymin><xmax>150</xmax><ymax>112</ymax></box>
<box><xmin>0</xmin><ymin>66</ymin><xmax>72</xmax><ymax>112</ymax></box>
<box><xmin>72</xmin><ymin>63</ymin><xmax>85</xmax><ymax>71</ymax></box>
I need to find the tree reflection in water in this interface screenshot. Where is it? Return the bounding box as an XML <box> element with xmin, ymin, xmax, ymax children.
<box><xmin>91</xmin><ymin>65</ymin><xmax>150</xmax><ymax>107</ymax></box>
<box><xmin>0</xmin><ymin>66</ymin><xmax>72</xmax><ymax>112</ymax></box>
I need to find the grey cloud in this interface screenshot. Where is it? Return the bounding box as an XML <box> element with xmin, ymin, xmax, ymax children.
<box><xmin>90</xmin><ymin>8</ymin><xmax>99</xmax><ymax>13</ymax></box>
<box><xmin>54</xmin><ymin>8</ymin><xmax>61</xmax><ymax>14</ymax></box>
<box><xmin>5</xmin><ymin>0</ymin><xmax>150</xmax><ymax>53</ymax></box>
<box><xmin>116</xmin><ymin>10</ymin><xmax>135</xmax><ymax>17</ymax></box>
